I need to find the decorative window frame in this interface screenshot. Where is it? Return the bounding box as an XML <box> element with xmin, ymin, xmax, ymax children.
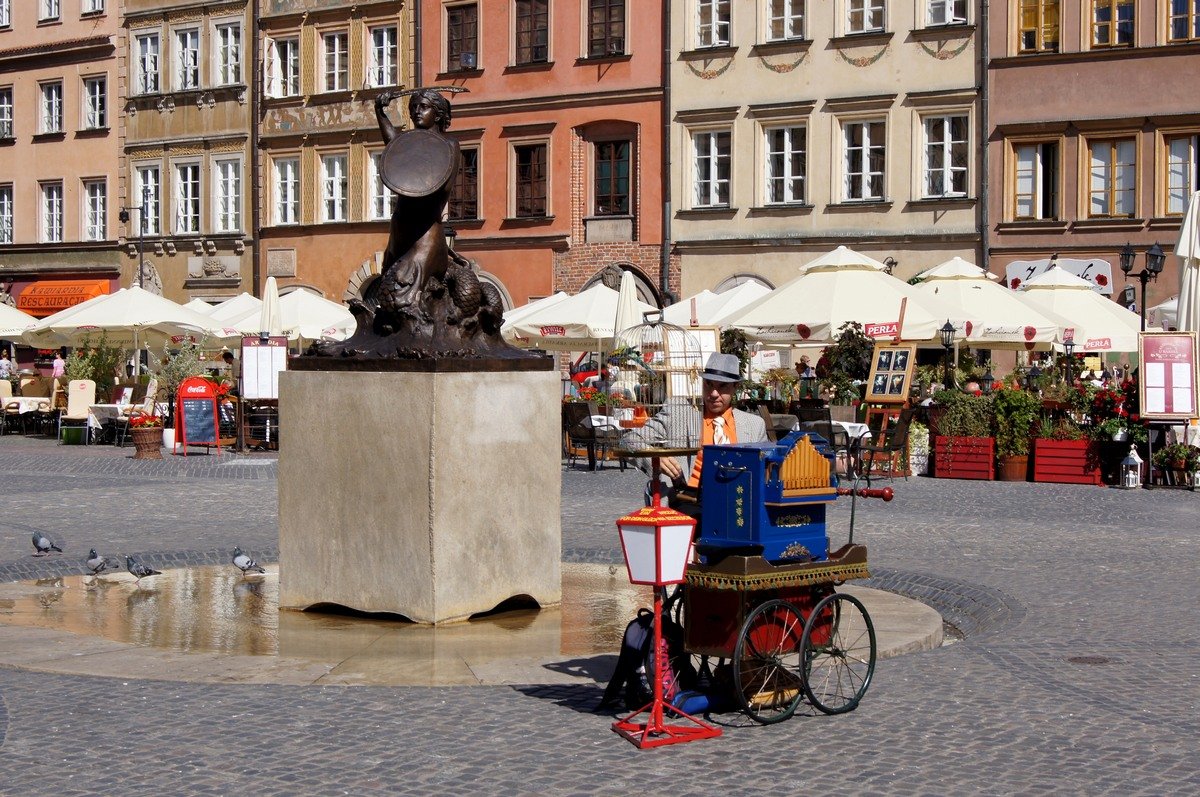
<box><xmin>171</xmin><ymin>24</ymin><xmax>202</xmax><ymax>92</ymax></box>
<box><xmin>695</xmin><ymin>0</ymin><xmax>732</xmax><ymax>48</ymax></box>
<box><xmin>448</xmin><ymin>143</ymin><xmax>482</xmax><ymax>221</ymax></box>
<box><xmin>588</xmin><ymin>131</ymin><xmax>636</xmax><ymax>217</ymax></box>
<box><xmin>508</xmin><ymin>136</ymin><xmax>551</xmax><ymax>219</ymax></box>
<box><xmin>925</xmin><ymin>0</ymin><xmax>968</xmax><ymax>28</ymax></box>
<box><xmin>1004</xmin><ymin>134</ymin><xmax>1064</xmax><ymax>221</ymax></box>
<box><xmin>211</xmin><ymin>156</ymin><xmax>243</xmax><ymax>233</ymax></box>
<box><xmin>132</xmin><ymin>160</ymin><xmax>163</xmax><ymax>236</ymax></box>
<box><xmin>321</xmin><ymin>28</ymin><xmax>350</xmax><ymax>93</ymax></box>
<box><xmin>512</xmin><ymin>0</ymin><xmax>552</xmax><ymax>66</ymax></box>
<box><xmin>132</xmin><ymin>28</ymin><xmax>162</xmax><ymax>95</ymax></box>
<box><xmin>582</xmin><ymin>0</ymin><xmax>627</xmax><ymax>57</ymax></box>
<box><xmin>1080</xmin><ymin>132</ymin><xmax>1140</xmax><ymax>219</ymax></box>
<box><xmin>444</xmin><ymin>1</ymin><xmax>482</xmax><ymax>73</ymax></box>
<box><xmin>836</xmin><ymin>113</ymin><xmax>889</xmax><ymax>203</ymax></box>
<box><xmin>366</xmin><ymin>23</ymin><xmax>400</xmax><ymax>88</ymax></box>
<box><xmin>270</xmin><ymin>153</ymin><xmax>301</xmax><ymax>226</ymax></box>
<box><xmin>81</xmin><ymin>177</ymin><xmax>107</xmax><ymax>242</ymax></box>
<box><xmin>39</xmin><ymin>80</ymin><xmax>64</xmax><ymax>135</ymax></box>
<box><xmin>81</xmin><ymin>74</ymin><xmax>107</xmax><ymax>130</ymax></box>
<box><xmin>912</xmin><ymin>105</ymin><xmax>973</xmax><ymax>201</ymax></box>
<box><xmin>319</xmin><ymin>150</ymin><xmax>350</xmax><ymax>223</ymax></box>
<box><xmin>749</xmin><ymin>103</ymin><xmax>814</xmax><ymax>207</ymax></box>
<box><xmin>365</xmin><ymin>148</ymin><xmax>391</xmax><ymax>221</ymax></box>
<box><xmin>171</xmin><ymin>157</ymin><xmax>203</xmax><ymax>235</ymax></box>
<box><xmin>39</xmin><ymin>180</ymin><xmax>64</xmax><ymax>244</ymax></box>
<box><xmin>211</xmin><ymin>16</ymin><xmax>244</xmax><ymax>87</ymax></box>
<box><xmin>843</xmin><ymin>0</ymin><xmax>887</xmax><ymax>36</ymax></box>
<box><xmin>1158</xmin><ymin>126</ymin><xmax>1200</xmax><ymax>216</ymax></box>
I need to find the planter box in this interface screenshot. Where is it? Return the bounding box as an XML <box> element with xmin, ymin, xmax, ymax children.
<box><xmin>1033</xmin><ymin>439</ymin><xmax>1103</xmax><ymax>486</ymax></box>
<box><xmin>933</xmin><ymin>436</ymin><xmax>994</xmax><ymax>480</ymax></box>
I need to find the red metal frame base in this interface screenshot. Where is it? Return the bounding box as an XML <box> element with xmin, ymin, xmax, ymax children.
<box><xmin>612</xmin><ymin>701</ymin><xmax>722</xmax><ymax>749</ymax></box>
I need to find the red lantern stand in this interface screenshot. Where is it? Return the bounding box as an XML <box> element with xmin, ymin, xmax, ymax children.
<box><xmin>612</xmin><ymin>460</ymin><xmax>722</xmax><ymax>749</ymax></box>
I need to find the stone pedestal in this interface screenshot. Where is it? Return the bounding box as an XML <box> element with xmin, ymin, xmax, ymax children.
<box><xmin>278</xmin><ymin>369</ymin><xmax>561</xmax><ymax>624</ymax></box>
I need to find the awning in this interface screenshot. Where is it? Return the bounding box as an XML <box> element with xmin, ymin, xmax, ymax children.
<box><xmin>16</xmin><ymin>280</ymin><xmax>110</xmax><ymax>317</ymax></box>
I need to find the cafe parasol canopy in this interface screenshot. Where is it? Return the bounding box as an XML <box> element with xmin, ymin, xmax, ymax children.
<box><xmin>1016</xmin><ymin>267</ymin><xmax>1142</xmax><ymax>352</ymax></box>
<box><xmin>1175</xmin><ymin>189</ymin><xmax>1200</xmax><ymax>333</ymax></box>
<box><xmin>505</xmin><ymin>282</ymin><xmax>655</xmax><ymax>351</ymax></box>
<box><xmin>0</xmin><ymin>303</ymin><xmax>37</xmax><ymax>340</ymax></box>
<box><xmin>662</xmin><ymin>281</ymin><xmax>773</xmax><ymax>327</ymax></box>
<box><xmin>721</xmin><ymin>246</ymin><xmax>961</xmax><ymax>344</ymax></box>
<box><xmin>21</xmin><ymin>286</ymin><xmax>226</xmax><ymax>349</ymax></box>
<box><xmin>500</xmin><ymin>291</ymin><xmax>570</xmax><ymax>340</ymax></box>
<box><xmin>222</xmin><ymin>284</ymin><xmax>354</xmax><ymax>343</ymax></box>
<box><xmin>206</xmin><ymin>292</ymin><xmax>264</xmax><ymax>324</ymax></box>
<box><xmin>913</xmin><ymin>257</ymin><xmax>1068</xmax><ymax>349</ymax></box>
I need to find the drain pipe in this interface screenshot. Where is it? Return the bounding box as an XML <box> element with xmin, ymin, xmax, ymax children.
<box><xmin>250</xmin><ymin>1</ymin><xmax>261</xmax><ymax>297</ymax></box>
<box><xmin>978</xmin><ymin>0</ymin><xmax>990</xmax><ymax>275</ymax></box>
<box><xmin>659</xmin><ymin>0</ymin><xmax>674</xmax><ymax>305</ymax></box>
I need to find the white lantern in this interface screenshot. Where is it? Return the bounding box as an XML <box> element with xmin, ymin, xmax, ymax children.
<box><xmin>1120</xmin><ymin>445</ymin><xmax>1143</xmax><ymax>489</ymax></box>
<box><xmin>616</xmin><ymin>506</ymin><xmax>696</xmax><ymax>585</ymax></box>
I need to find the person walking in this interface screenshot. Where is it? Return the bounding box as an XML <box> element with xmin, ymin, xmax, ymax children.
<box><xmin>51</xmin><ymin>352</ymin><xmax>66</xmax><ymax>379</ymax></box>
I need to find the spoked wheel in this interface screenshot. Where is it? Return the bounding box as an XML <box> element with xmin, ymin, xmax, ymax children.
<box><xmin>800</xmin><ymin>592</ymin><xmax>876</xmax><ymax>714</ymax></box>
<box><xmin>732</xmin><ymin>599</ymin><xmax>806</xmax><ymax>724</ymax></box>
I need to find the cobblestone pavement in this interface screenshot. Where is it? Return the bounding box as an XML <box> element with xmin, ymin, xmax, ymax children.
<box><xmin>0</xmin><ymin>435</ymin><xmax>1198</xmax><ymax>795</ymax></box>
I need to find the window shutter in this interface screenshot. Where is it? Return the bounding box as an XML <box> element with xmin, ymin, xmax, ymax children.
<box><xmin>263</xmin><ymin>37</ymin><xmax>278</xmax><ymax>97</ymax></box>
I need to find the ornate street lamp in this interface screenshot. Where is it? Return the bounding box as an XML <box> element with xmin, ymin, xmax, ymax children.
<box><xmin>940</xmin><ymin>320</ymin><xmax>955</xmax><ymax>389</ymax></box>
<box><xmin>1119</xmin><ymin>242</ymin><xmax>1166</xmax><ymax>331</ymax></box>
<box><xmin>1063</xmin><ymin>339</ymin><xmax>1076</xmax><ymax>384</ymax></box>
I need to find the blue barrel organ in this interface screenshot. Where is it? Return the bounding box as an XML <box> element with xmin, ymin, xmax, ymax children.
<box><xmin>698</xmin><ymin>431</ymin><xmax>837</xmax><ymax>564</ymax></box>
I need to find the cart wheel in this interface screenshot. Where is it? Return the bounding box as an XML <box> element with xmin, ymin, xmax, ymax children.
<box><xmin>732</xmin><ymin>599</ymin><xmax>806</xmax><ymax>724</ymax></box>
<box><xmin>801</xmin><ymin>592</ymin><xmax>876</xmax><ymax>715</ymax></box>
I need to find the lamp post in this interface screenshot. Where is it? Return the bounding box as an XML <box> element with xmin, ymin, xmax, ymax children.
<box><xmin>1118</xmin><ymin>242</ymin><xmax>1166</xmax><ymax>331</ymax></box>
<box><xmin>118</xmin><ymin>183</ymin><xmax>151</xmax><ymax>290</ymax></box>
<box><xmin>940</xmin><ymin>320</ymin><xmax>955</xmax><ymax>390</ymax></box>
<box><xmin>1063</xmin><ymin>338</ymin><xmax>1075</xmax><ymax>384</ymax></box>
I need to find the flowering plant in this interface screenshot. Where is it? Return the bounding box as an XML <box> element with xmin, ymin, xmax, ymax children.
<box><xmin>129</xmin><ymin>411</ymin><xmax>163</xmax><ymax>429</ymax></box>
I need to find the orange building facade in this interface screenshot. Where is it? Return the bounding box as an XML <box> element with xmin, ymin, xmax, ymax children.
<box><xmin>418</xmin><ymin>0</ymin><xmax>668</xmax><ymax>308</ymax></box>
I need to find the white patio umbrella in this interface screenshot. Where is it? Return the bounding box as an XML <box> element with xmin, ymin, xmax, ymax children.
<box><xmin>1175</xmin><ymin>189</ymin><xmax>1200</xmax><ymax>333</ymax></box>
<box><xmin>259</xmin><ymin>277</ymin><xmax>283</xmax><ymax>338</ymax></box>
<box><xmin>278</xmin><ymin>288</ymin><xmax>354</xmax><ymax>341</ymax></box>
<box><xmin>506</xmin><ymin>282</ymin><xmax>655</xmax><ymax>351</ymax></box>
<box><xmin>500</xmin><ymin>292</ymin><xmax>570</xmax><ymax>340</ymax></box>
<box><xmin>913</xmin><ymin>257</ymin><xmax>1067</xmax><ymax>349</ymax></box>
<box><xmin>207</xmin><ymin>292</ymin><xmax>263</xmax><ymax>324</ymax></box>
<box><xmin>661</xmin><ymin>289</ymin><xmax>718</xmax><ymax>326</ymax></box>
<box><xmin>1017</xmin><ymin>267</ymin><xmax>1142</xmax><ymax>352</ymax></box>
<box><xmin>706</xmin><ymin>282</ymin><xmax>774</xmax><ymax>326</ymax></box>
<box><xmin>0</xmin><ymin>303</ymin><xmax>37</xmax><ymax>340</ymax></box>
<box><xmin>613</xmin><ymin>270</ymin><xmax>643</xmax><ymax>350</ymax></box>
<box><xmin>182</xmin><ymin>298</ymin><xmax>217</xmax><ymax>315</ymax></box>
<box><xmin>722</xmin><ymin>246</ymin><xmax>962</xmax><ymax>344</ymax></box>
<box><xmin>1147</xmin><ymin>296</ymin><xmax>1178</xmax><ymax>331</ymax></box>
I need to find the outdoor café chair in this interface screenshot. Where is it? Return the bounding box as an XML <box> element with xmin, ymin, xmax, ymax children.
<box><xmin>58</xmin><ymin>379</ymin><xmax>97</xmax><ymax>445</ymax></box>
<box><xmin>850</xmin><ymin>407</ymin><xmax>916</xmax><ymax>487</ymax></box>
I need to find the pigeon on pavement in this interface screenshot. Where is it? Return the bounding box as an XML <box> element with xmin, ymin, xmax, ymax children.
<box><xmin>231</xmin><ymin>547</ymin><xmax>266</xmax><ymax>575</ymax></box>
<box><xmin>32</xmin><ymin>533</ymin><xmax>62</xmax><ymax>556</ymax></box>
<box><xmin>125</xmin><ymin>555</ymin><xmax>162</xmax><ymax>582</ymax></box>
<box><xmin>86</xmin><ymin>549</ymin><xmax>110</xmax><ymax>575</ymax></box>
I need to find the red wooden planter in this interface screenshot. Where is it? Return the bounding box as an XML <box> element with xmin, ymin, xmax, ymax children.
<box><xmin>1032</xmin><ymin>439</ymin><xmax>1103</xmax><ymax>486</ymax></box>
<box><xmin>933</xmin><ymin>436</ymin><xmax>995</xmax><ymax>480</ymax></box>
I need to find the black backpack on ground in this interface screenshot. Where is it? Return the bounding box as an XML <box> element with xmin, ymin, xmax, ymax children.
<box><xmin>598</xmin><ymin>594</ymin><xmax>696</xmax><ymax>712</ymax></box>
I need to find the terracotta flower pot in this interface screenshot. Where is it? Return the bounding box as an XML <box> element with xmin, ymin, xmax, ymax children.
<box><xmin>130</xmin><ymin>427</ymin><xmax>163</xmax><ymax>460</ymax></box>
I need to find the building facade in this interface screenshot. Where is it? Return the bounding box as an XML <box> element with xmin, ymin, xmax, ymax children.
<box><xmin>419</xmin><ymin>0</ymin><xmax>668</xmax><ymax>308</ymax></box>
<box><xmin>987</xmin><ymin>0</ymin><xmax>1200</xmax><ymax>316</ymax></box>
<box><xmin>670</xmin><ymin>0</ymin><xmax>982</xmax><ymax>294</ymax></box>
<box><xmin>0</xmin><ymin>0</ymin><xmax>121</xmax><ymax>322</ymax></box>
<box><xmin>257</xmin><ymin>0</ymin><xmax>415</xmax><ymax>304</ymax></box>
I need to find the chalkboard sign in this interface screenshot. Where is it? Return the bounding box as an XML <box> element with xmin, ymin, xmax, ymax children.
<box><xmin>176</xmin><ymin>377</ymin><xmax>220</xmax><ymax>454</ymax></box>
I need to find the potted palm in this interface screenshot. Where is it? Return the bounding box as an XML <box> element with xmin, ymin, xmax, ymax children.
<box><xmin>991</xmin><ymin>384</ymin><xmax>1040</xmax><ymax>481</ymax></box>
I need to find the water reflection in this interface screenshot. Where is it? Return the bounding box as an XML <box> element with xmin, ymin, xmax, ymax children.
<box><xmin>0</xmin><ymin>564</ymin><xmax>652</xmax><ymax>685</ymax></box>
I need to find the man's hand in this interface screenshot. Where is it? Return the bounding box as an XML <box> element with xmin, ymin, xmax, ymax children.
<box><xmin>655</xmin><ymin>456</ymin><xmax>683</xmax><ymax>481</ymax></box>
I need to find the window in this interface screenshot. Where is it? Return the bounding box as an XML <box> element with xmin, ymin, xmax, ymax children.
<box><xmin>82</xmin><ymin>0</ymin><xmax>104</xmax><ymax>13</ymax></box>
<box><xmin>174</xmin><ymin>162</ymin><xmax>200</xmax><ymax>233</ymax></box>
<box><xmin>514</xmin><ymin>143</ymin><xmax>547</xmax><ymax>217</ymax></box>
<box><xmin>41</xmin><ymin>182</ymin><xmax>63</xmax><ymax>243</ymax></box>
<box><xmin>449</xmin><ymin>147</ymin><xmax>479</xmax><ymax>220</ymax></box>
<box><xmin>1167</xmin><ymin>134</ymin><xmax>1200</xmax><ymax>214</ymax></box>
<box><xmin>764</xmin><ymin>125</ymin><xmax>806</xmax><ymax>204</ymax></box>
<box><xmin>0</xmin><ymin>185</ymin><xmax>12</xmax><ymax>245</ymax></box>
<box><xmin>589</xmin><ymin>0</ymin><xmax>625</xmax><ymax>56</ymax></box>
<box><xmin>265</xmin><ymin>37</ymin><xmax>300</xmax><ymax>97</ymax></box>
<box><xmin>515</xmin><ymin>0</ymin><xmax>549</xmax><ymax>64</ymax></box>
<box><xmin>1088</xmin><ymin>139</ymin><xmax>1136</xmax><ymax>217</ymax></box>
<box><xmin>83</xmin><ymin>180</ymin><xmax>105</xmax><ymax>241</ymax></box>
<box><xmin>40</xmin><ymin>82</ymin><xmax>62</xmax><ymax>134</ymax></box>
<box><xmin>1012</xmin><ymin>141</ymin><xmax>1058</xmax><ymax>219</ymax></box>
<box><xmin>847</xmin><ymin>0</ymin><xmax>885</xmax><ymax>33</ymax></box>
<box><xmin>176</xmin><ymin>28</ymin><xmax>200</xmax><ymax>90</ymax></box>
<box><xmin>215</xmin><ymin>23</ymin><xmax>242</xmax><ymax>84</ymax></box>
<box><xmin>1169</xmin><ymin>0</ymin><xmax>1200</xmax><ymax>41</ymax></box>
<box><xmin>693</xmin><ymin>129</ymin><xmax>731</xmax><ymax>207</ymax></box>
<box><xmin>273</xmin><ymin>157</ymin><xmax>299</xmax><ymax>225</ymax></box>
<box><xmin>135</xmin><ymin>33</ymin><xmax>160</xmax><ymax>94</ymax></box>
<box><xmin>928</xmin><ymin>0</ymin><xmax>966</xmax><ymax>25</ymax></box>
<box><xmin>136</xmin><ymin>166</ymin><xmax>161</xmax><ymax>235</ymax></box>
<box><xmin>321</xmin><ymin>154</ymin><xmax>348</xmax><ymax>222</ymax></box>
<box><xmin>324</xmin><ymin>32</ymin><xmax>348</xmax><ymax>91</ymax></box>
<box><xmin>1018</xmin><ymin>0</ymin><xmax>1059</xmax><ymax>52</ymax></box>
<box><xmin>697</xmin><ymin>0</ymin><xmax>730</xmax><ymax>46</ymax></box>
<box><xmin>0</xmin><ymin>0</ymin><xmax>9</xmax><ymax>27</ymax></box>
<box><xmin>369</xmin><ymin>26</ymin><xmax>398</xmax><ymax>87</ymax></box>
<box><xmin>40</xmin><ymin>0</ymin><xmax>59</xmax><ymax>21</ymax></box>
<box><xmin>447</xmin><ymin>4</ymin><xmax>479</xmax><ymax>70</ymax></box>
<box><xmin>214</xmin><ymin>159</ymin><xmax>241</xmax><ymax>232</ymax></box>
<box><xmin>367</xmin><ymin>151</ymin><xmax>389</xmax><ymax>220</ymax></box>
<box><xmin>1092</xmin><ymin>0</ymin><xmax>1133</xmax><ymax>46</ymax></box>
<box><xmin>83</xmin><ymin>77</ymin><xmax>106</xmax><ymax>129</ymax></box>
<box><xmin>766</xmin><ymin>0</ymin><xmax>804</xmax><ymax>40</ymax></box>
<box><xmin>594</xmin><ymin>140</ymin><xmax>630</xmax><ymax>215</ymax></box>
<box><xmin>843</xmin><ymin>120</ymin><xmax>885</xmax><ymax>201</ymax></box>
<box><xmin>923</xmin><ymin>115</ymin><xmax>968</xmax><ymax>198</ymax></box>
<box><xmin>0</xmin><ymin>88</ymin><xmax>11</xmax><ymax>139</ymax></box>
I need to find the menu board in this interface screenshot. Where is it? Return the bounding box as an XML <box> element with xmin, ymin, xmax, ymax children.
<box><xmin>176</xmin><ymin>376</ymin><xmax>220</xmax><ymax>452</ymax></box>
<box><xmin>242</xmin><ymin>336</ymin><xmax>288</xmax><ymax>400</ymax></box>
<box><xmin>1138</xmin><ymin>332</ymin><xmax>1198</xmax><ymax>420</ymax></box>
<box><xmin>865</xmin><ymin>343</ymin><xmax>916</xmax><ymax>404</ymax></box>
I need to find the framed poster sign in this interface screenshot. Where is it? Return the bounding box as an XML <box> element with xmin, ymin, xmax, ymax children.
<box><xmin>865</xmin><ymin>342</ymin><xmax>916</xmax><ymax>404</ymax></box>
<box><xmin>1138</xmin><ymin>332</ymin><xmax>1198</xmax><ymax>420</ymax></box>
<box><xmin>241</xmin><ymin>336</ymin><xmax>288</xmax><ymax>400</ymax></box>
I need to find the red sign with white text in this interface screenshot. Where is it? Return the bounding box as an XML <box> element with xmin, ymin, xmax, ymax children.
<box><xmin>1138</xmin><ymin>332</ymin><xmax>1198</xmax><ymax>420</ymax></box>
<box><xmin>864</xmin><ymin>322</ymin><xmax>899</xmax><ymax>338</ymax></box>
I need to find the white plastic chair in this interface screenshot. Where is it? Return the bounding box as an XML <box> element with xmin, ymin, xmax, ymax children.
<box><xmin>58</xmin><ymin>379</ymin><xmax>97</xmax><ymax>444</ymax></box>
<box><xmin>115</xmin><ymin>378</ymin><xmax>160</xmax><ymax>447</ymax></box>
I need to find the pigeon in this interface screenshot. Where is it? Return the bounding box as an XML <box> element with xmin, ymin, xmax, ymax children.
<box><xmin>231</xmin><ymin>547</ymin><xmax>266</xmax><ymax>575</ymax></box>
<box><xmin>125</xmin><ymin>555</ymin><xmax>161</xmax><ymax>582</ymax></box>
<box><xmin>32</xmin><ymin>533</ymin><xmax>62</xmax><ymax>556</ymax></box>
<box><xmin>86</xmin><ymin>548</ymin><xmax>110</xmax><ymax>576</ymax></box>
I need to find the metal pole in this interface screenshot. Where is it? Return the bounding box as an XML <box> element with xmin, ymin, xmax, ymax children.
<box><xmin>1138</xmin><ymin>271</ymin><xmax>1148</xmax><ymax>331</ymax></box>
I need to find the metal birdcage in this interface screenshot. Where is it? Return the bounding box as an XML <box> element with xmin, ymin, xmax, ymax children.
<box><xmin>610</xmin><ymin>313</ymin><xmax>713</xmax><ymax>457</ymax></box>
